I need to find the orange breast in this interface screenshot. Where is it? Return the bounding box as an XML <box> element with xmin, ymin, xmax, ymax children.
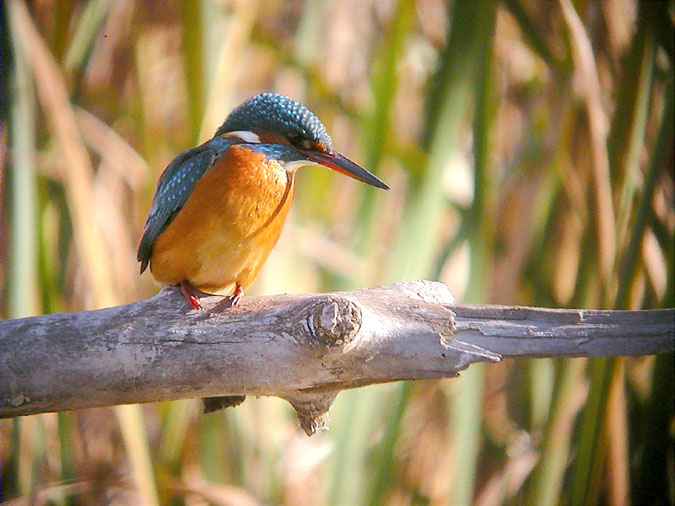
<box><xmin>150</xmin><ymin>144</ymin><xmax>295</xmax><ymax>294</ymax></box>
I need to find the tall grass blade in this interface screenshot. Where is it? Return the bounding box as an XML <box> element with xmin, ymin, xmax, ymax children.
<box><xmin>327</xmin><ymin>387</ymin><xmax>384</xmax><ymax>506</ymax></box>
<box><xmin>633</xmin><ymin>352</ymin><xmax>674</xmax><ymax>504</ymax></box>
<box><xmin>608</xmin><ymin>27</ymin><xmax>655</xmax><ymax>253</ymax></box>
<box><xmin>365</xmin><ymin>383</ymin><xmax>412</xmax><ymax>506</ymax></box>
<box><xmin>465</xmin><ymin>2</ymin><xmax>497</xmax><ymax>305</ymax></box>
<box><xmin>7</xmin><ymin>0</ymin><xmax>39</xmax><ymax>320</ymax></box>
<box><xmin>559</xmin><ymin>0</ymin><xmax>616</xmax><ymax>292</ymax></box>
<box><xmin>64</xmin><ymin>0</ymin><xmax>113</xmax><ymax>72</ymax></box>
<box><xmin>57</xmin><ymin>412</ymin><xmax>76</xmax><ymax>501</ymax></box>
<box><xmin>116</xmin><ymin>404</ymin><xmax>160</xmax><ymax>506</ymax></box>
<box><xmin>199</xmin><ymin>0</ymin><xmax>257</xmax><ymax>141</ymax></box>
<box><xmin>615</xmin><ymin>80</ymin><xmax>673</xmax><ymax>309</ymax></box>
<box><xmin>199</xmin><ymin>411</ymin><xmax>228</xmax><ymax>483</ymax></box>
<box><xmin>7</xmin><ymin>2</ymin><xmax>40</xmax><ymax>497</ymax></box>
<box><xmin>570</xmin><ymin>357</ymin><xmax>614</xmax><ymax>506</ymax></box>
<box><xmin>388</xmin><ymin>0</ymin><xmax>493</xmax><ymax>280</ymax></box>
<box><xmin>528</xmin><ymin>359</ymin><xmax>555</xmax><ymax>430</ymax></box>
<box><xmin>50</xmin><ymin>0</ymin><xmax>73</xmax><ymax>62</ymax></box>
<box><xmin>603</xmin><ymin>17</ymin><xmax>657</xmax><ymax>503</ymax></box>
<box><xmin>181</xmin><ymin>0</ymin><xmax>205</xmax><ymax>143</ymax></box>
<box><xmin>528</xmin><ymin>359</ymin><xmax>586</xmax><ymax>506</ymax></box>
<box><xmin>159</xmin><ymin>400</ymin><xmax>197</xmax><ymax>474</ymax></box>
<box><xmin>501</xmin><ymin>0</ymin><xmax>560</xmax><ymax>69</ymax></box>
<box><xmin>356</xmin><ymin>0</ymin><xmax>415</xmax><ymax>251</ymax></box>
<box><xmin>448</xmin><ymin>4</ymin><xmax>497</xmax><ymax>504</ymax></box>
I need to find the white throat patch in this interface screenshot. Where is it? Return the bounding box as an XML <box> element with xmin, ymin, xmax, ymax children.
<box><xmin>283</xmin><ymin>160</ymin><xmax>321</xmax><ymax>172</ymax></box>
<box><xmin>223</xmin><ymin>130</ymin><xmax>261</xmax><ymax>143</ymax></box>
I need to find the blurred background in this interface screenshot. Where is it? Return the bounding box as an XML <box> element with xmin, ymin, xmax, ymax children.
<box><xmin>0</xmin><ymin>0</ymin><xmax>673</xmax><ymax>504</ymax></box>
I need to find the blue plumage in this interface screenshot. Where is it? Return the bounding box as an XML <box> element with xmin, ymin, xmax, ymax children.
<box><xmin>137</xmin><ymin>137</ymin><xmax>234</xmax><ymax>273</ymax></box>
<box><xmin>216</xmin><ymin>92</ymin><xmax>334</xmax><ymax>151</ymax></box>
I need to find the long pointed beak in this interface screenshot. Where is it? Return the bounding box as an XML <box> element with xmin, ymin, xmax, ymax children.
<box><xmin>301</xmin><ymin>150</ymin><xmax>390</xmax><ymax>190</ymax></box>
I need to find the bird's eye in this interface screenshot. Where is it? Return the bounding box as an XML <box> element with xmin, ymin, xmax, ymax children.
<box><xmin>289</xmin><ymin>135</ymin><xmax>315</xmax><ymax>150</ymax></box>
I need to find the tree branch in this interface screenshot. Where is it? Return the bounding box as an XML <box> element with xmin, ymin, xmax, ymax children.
<box><xmin>1</xmin><ymin>281</ymin><xmax>672</xmax><ymax>434</ymax></box>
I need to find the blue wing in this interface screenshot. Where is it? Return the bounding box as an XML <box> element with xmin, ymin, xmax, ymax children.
<box><xmin>137</xmin><ymin>136</ymin><xmax>234</xmax><ymax>273</ymax></box>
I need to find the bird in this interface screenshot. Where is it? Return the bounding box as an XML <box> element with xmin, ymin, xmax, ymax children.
<box><xmin>137</xmin><ymin>92</ymin><xmax>389</xmax><ymax>412</ymax></box>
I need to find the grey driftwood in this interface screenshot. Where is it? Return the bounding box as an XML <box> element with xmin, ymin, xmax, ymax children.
<box><xmin>1</xmin><ymin>281</ymin><xmax>673</xmax><ymax>435</ymax></box>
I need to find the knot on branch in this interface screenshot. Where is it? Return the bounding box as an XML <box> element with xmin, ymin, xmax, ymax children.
<box><xmin>307</xmin><ymin>297</ymin><xmax>361</xmax><ymax>348</ymax></box>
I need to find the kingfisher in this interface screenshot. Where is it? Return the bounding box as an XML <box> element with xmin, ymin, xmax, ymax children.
<box><xmin>138</xmin><ymin>92</ymin><xmax>388</xmax><ymax>313</ymax></box>
<box><xmin>138</xmin><ymin>93</ymin><xmax>388</xmax><ymax>413</ymax></box>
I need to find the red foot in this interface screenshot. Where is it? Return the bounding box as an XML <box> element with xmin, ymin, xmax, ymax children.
<box><xmin>180</xmin><ymin>281</ymin><xmax>203</xmax><ymax>311</ymax></box>
<box><xmin>209</xmin><ymin>284</ymin><xmax>244</xmax><ymax>314</ymax></box>
<box><xmin>230</xmin><ymin>284</ymin><xmax>244</xmax><ymax>307</ymax></box>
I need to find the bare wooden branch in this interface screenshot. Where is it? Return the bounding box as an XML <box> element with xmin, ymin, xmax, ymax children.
<box><xmin>1</xmin><ymin>281</ymin><xmax>672</xmax><ymax>434</ymax></box>
<box><xmin>452</xmin><ymin>304</ymin><xmax>673</xmax><ymax>358</ymax></box>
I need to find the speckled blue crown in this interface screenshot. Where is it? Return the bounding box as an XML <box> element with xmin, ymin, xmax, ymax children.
<box><xmin>215</xmin><ymin>92</ymin><xmax>333</xmax><ymax>151</ymax></box>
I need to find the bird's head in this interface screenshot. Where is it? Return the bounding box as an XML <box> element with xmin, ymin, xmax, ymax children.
<box><xmin>215</xmin><ymin>92</ymin><xmax>389</xmax><ymax>190</ymax></box>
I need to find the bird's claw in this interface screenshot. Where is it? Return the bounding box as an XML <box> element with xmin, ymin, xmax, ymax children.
<box><xmin>207</xmin><ymin>285</ymin><xmax>243</xmax><ymax>316</ymax></box>
<box><xmin>180</xmin><ymin>281</ymin><xmax>203</xmax><ymax>311</ymax></box>
<box><xmin>187</xmin><ymin>294</ymin><xmax>203</xmax><ymax>311</ymax></box>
